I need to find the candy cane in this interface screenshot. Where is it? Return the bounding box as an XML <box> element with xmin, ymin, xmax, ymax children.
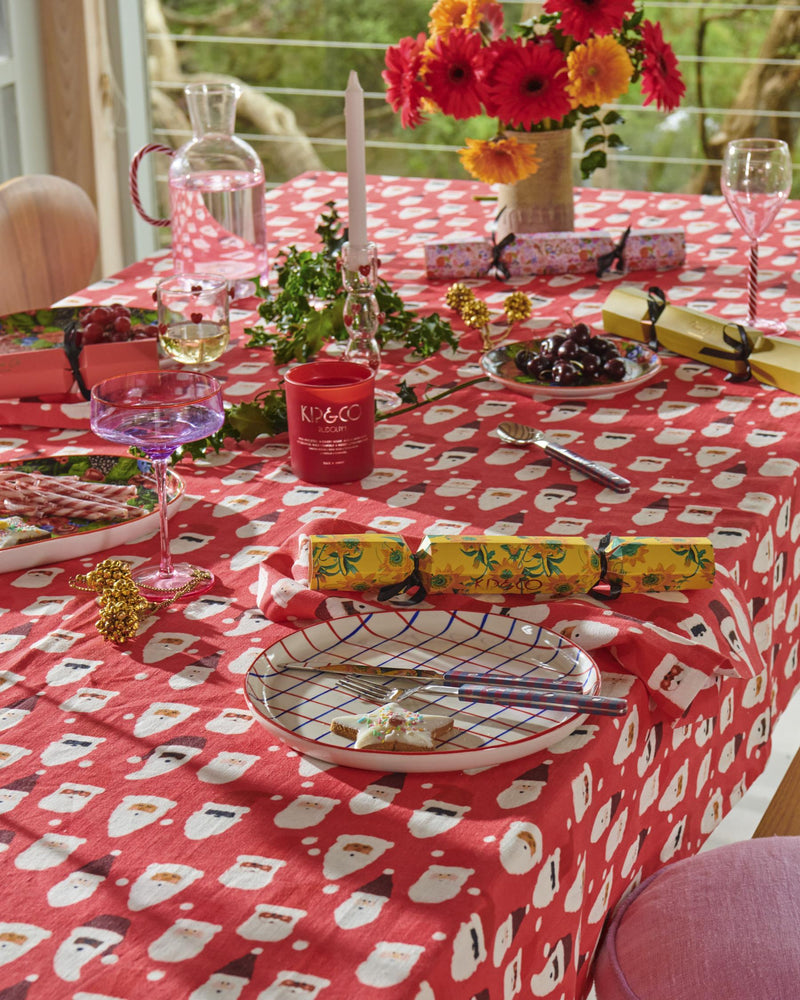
<box><xmin>747</xmin><ymin>243</ymin><xmax>759</xmax><ymax>326</ymax></box>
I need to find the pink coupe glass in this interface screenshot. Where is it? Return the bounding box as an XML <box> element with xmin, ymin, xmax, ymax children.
<box><xmin>90</xmin><ymin>370</ymin><xmax>225</xmax><ymax>597</ymax></box>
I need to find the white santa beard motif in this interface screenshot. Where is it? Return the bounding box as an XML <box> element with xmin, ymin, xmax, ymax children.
<box><xmin>128</xmin><ymin>865</ymin><xmax>203</xmax><ymax>911</ymax></box>
<box><xmin>190</xmin><ymin>973</ymin><xmax>249</xmax><ymax>1000</ymax></box>
<box><xmin>142</xmin><ymin>636</ymin><xmax>194</xmax><ymax>664</ymax></box>
<box><xmin>59</xmin><ymin>690</ymin><xmax>117</xmax><ymax>714</ymax></box>
<box><xmin>125</xmin><ymin>747</ymin><xmax>202</xmax><ymax>780</ymax></box>
<box><xmin>407</xmin><ymin>866</ymin><xmax>473</xmax><ymax>904</ymax></box>
<box><xmin>407</xmin><ymin>804</ymin><xmax>468</xmax><ymax>838</ymax></box>
<box><xmin>273</xmin><ymin>796</ymin><xmax>340</xmax><ymax>829</ymax></box>
<box><xmin>170</xmin><ymin>666</ymin><xmax>214</xmax><ymax>689</ymax></box>
<box><xmin>47</xmin><ymin>872</ymin><xmax>105</xmax><ymax>907</ymax></box>
<box><xmin>133</xmin><ymin>704</ymin><xmax>199</xmax><ymax>737</ymax></box>
<box><xmin>451</xmin><ymin>913</ymin><xmax>487</xmax><ymax>982</ymax></box>
<box><xmin>46</xmin><ymin>662</ymin><xmax>96</xmax><ymax>686</ymax></box>
<box><xmin>357</xmin><ymin>942</ymin><xmax>425</xmax><ymax>988</ymax></box>
<box><xmin>38</xmin><ymin>784</ymin><xmax>104</xmax><ymax>814</ymax></box>
<box><xmin>41</xmin><ymin>735</ymin><xmax>104</xmax><ymax>766</ymax></box>
<box><xmin>496</xmin><ymin>782</ymin><xmax>545</xmax><ymax>809</ymax></box>
<box><xmin>531</xmin><ymin>940</ymin><xmax>569</xmax><ymax>996</ymax></box>
<box><xmin>53</xmin><ymin>928</ymin><xmax>124</xmax><ymax>982</ymax></box>
<box><xmin>349</xmin><ymin>788</ymin><xmax>398</xmax><ymax>814</ymax></box>
<box><xmin>184</xmin><ymin>804</ymin><xmax>249</xmax><ymax>840</ymax></box>
<box><xmin>107</xmin><ymin>796</ymin><xmax>176</xmax><ymax>837</ymax></box>
<box><xmin>198</xmin><ymin>753</ymin><xmax>260</xmax><ymax>784</ymax></box>
<box><xmin>15</xmin><ymin>834</ymin><xmax>86</xmax><ymax>870</ymax></box>
<box><xmin>148</xmin><ymin>920</ymin><xmax>222</xmax><ymax>962</ymax></box>
<box><xmin>219</xmin><ymin>857</ymin><xmax>286</xmax><ymax>890</ymax></box>
<box><xmin>0</xmin><ymin>789</ymin><xmax>28</xmax><ymax>813</ymax></box>
<box><xmin>499</xmin><ymin>823</ymin><xmax>542</xmax><ymax>875</ymax></box>
<box><xmin>0</xmin><ymin>744</ymin><xmax>32</xmax><ymax>768</ymax></box>
<box><xmin>257</xmin><ymin>972</ymin><xmax>331</xmax><ymax>1000</ymax></box>
<box><xmin>322</xmin><ymin>836</ymin><xmax>394</xmax><ymax>879</ymax></box>
<box><xmin>0</xmin><ymin>708</ymin><xmax>32</xmax><ymax>731</ymax></box>
<box><xmin>0</xmin><ymin>923</ymin><xmax>52</xmax><ymax>964</ymax></box>
<box><xmin>236</xmin><ymin>905</ymin><xmax>306</xmax><ymax>942</ymax></box>
<box><xmin>206</xmin><ymin>710</ymin><xmax>254</xmax><ymax>734</ymax></box>
<box><xmin>334</xmin><ymin>892</ymin><xmax>387</xmax><ymax>929</ymax></box>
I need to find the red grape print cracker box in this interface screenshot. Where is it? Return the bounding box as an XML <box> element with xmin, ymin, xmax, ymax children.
<box><xmin>0</xmin><ymin>304</ymin><xmax>158</xmax><ymax>400</ymax></box>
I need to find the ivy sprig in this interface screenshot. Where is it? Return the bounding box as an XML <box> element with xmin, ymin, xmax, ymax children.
<box><xmin>243</xmin><ymin>202</ymin><xmax>458</xmax><ymax>363</ymax></box>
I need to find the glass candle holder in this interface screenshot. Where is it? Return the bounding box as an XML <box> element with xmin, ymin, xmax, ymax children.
<box><xmin>157</xmin><ymin>273</ymin><xmax>230</xmax><ymax>365</ymax></box>
<box><xmin>284</xmin><ymin>360</ymin><xmax>375</xmax><ymax>484</ymax></box>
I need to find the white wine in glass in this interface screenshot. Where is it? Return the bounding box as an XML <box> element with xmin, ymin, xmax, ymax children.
<box><xmin>721</xmin><ymin>138</ymin><xmax>792</xmax><ymax>335</ymax></box>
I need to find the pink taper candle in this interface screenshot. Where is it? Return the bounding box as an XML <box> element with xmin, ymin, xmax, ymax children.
<box><xmin>345</xmin><ymin>70</ymin><xmax>368</xmax><ymax>251</ymax></box>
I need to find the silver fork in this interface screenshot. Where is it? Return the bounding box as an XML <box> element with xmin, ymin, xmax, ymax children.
<box><xmin>335</xmin><ymin>674</ymin><xmax>628</xmax><ymax>716</ymax></box>
<box><xmin>337</xmin><ymin>676</ymin><xmax>419</xmax><ymax>705</ymax></box>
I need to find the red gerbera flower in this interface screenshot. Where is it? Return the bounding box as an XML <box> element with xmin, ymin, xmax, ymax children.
<box><xmin>483</xmin><ymin>37</ymin><xmax>572</xmax><ymax>128</ymax></box>
<box><xmin>640</xmin><ymin>19</ymin><xmax>685</xmax><ymax>112</ymax></box>
<box><xmin>424</xmin><ymin>27</ymin><xmax>487</xmax><ymax>120</ymax></box>
<box><xmin>383</xmin><ymin>33</ymin><xmax>430</xmax><ymax>128</ymax></box>
<box><xmin>544</xmin><ymin>0</ymin><xmax>635</xmax><ymax>43</ymax></box>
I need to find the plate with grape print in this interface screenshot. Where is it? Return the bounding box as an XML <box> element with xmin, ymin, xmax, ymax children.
<box><xmin>0</xmin><ymin>455</ymin><xmax>184</xmax><ymax>575</ymax></box>
<box><xmin>0</xmin><ymin>305</ymin><xmax>158</xmax><ymax>348</ymax></box>
<box><xmin>482</xmin><ymin>326</ymin><xmax>662</xmax><ymax>401</ymax></box>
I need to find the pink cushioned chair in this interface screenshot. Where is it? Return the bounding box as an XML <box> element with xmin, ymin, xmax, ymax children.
<box><xmin>593</xmin><ymin>836</ymin><xmax>800</xmax><ymax>999</ymax></box>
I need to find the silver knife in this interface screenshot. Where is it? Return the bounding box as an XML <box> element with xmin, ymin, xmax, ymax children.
<box><xmin>273</xmin><ymin>661</ymin><xmax>586</xmax><ymax>691</ymax></box>
<box><xmin>422</xmin><ymin>683</ymin><xmax>627</xmax><ymax>717</ymax></box>
<box><xmin>497</xmin><ymin>421</ymin><xmax>631</xmax><ymax>493</ymax></box>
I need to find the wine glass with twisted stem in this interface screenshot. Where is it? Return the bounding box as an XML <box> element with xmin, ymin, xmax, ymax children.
<box><xmin>721</xmin><ymin>138</ymin><xmax>792</xmax><ymax>335</ymax></box>
<box><xmin>90</xmin><ymin>370</ymin><xmax>225</xmax><ymax>598</ymax></box>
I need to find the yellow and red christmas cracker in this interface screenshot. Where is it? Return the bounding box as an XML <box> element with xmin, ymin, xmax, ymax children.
<box><xmin>308</xmin><ymin>533</ymin><xmax>715</xmax><ymax>599</ymax></box>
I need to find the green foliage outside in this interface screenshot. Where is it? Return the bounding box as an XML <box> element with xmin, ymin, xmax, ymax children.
<box><xmin>157</xmin><ymin>1</ymin><xmax>796</xmax><ymax>195</ymax></box>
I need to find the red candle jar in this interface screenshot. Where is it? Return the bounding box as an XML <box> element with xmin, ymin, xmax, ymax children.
<box><xmin>284</xmin><ymin>360</ymin><xmax>375</xmax><ymax>483</ymax></box>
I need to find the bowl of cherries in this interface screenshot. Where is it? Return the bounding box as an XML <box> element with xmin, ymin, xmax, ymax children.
<box><xmin>481</xmin><ymin>323</ymin><xmax>661</xmax><ymax>400</ymax></box>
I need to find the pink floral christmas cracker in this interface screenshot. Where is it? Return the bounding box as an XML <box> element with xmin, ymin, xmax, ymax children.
<box><xmin>424</xmin><ymin>228</ymin><xmax>685</xmax><ymax>281</ymax></box>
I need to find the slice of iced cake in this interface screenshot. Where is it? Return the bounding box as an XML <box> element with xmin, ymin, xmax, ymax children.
<box><xmin>331</xmin><ymin>702</ymin><xmax>457</xmax><ymax>752</ymax></box>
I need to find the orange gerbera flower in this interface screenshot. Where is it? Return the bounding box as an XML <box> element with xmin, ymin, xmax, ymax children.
<box><xmin>567</xmin><ymin>35</ymin><xmax>633</xmax><ymax>108</ymax></box>
<box><xmin>429</xmin><ymin>0</ymin><xmax>503</xmax><ymax>39</ymax></box>
<box><xmin>429</xmin><ymin>0</ymin><xmax>469</xmax><ymax>36</ymax></box>
<box><xmin>458</xmin><ymin>135</ymin><xmax>541</xmax><ymax>185</ymax></box>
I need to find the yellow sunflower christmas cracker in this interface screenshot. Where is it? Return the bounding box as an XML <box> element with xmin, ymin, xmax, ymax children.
<box><xmin>308</xmin><ymin>533</ymin><xmax>715</xmax><ymax>600</ymax></box>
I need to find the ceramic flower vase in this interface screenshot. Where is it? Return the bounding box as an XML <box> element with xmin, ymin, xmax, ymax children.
<box><xmin>495</xmin><ymin>128</ymin><xmax>575</xmax><ymax>241</ymax></box>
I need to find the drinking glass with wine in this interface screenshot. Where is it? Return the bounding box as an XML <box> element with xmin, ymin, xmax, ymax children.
<box><xmin>157</xmin><ymin>273</ymin><xmax>230</xmax><ymax>364</ymax></box>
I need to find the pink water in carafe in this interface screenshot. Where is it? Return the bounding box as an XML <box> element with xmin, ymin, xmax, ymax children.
<box><xmin>169</xmin><ymin>168</ymin><xmax>268</xmax><ymax>283</ymax></box>
<box><xmin>131</xmin><ymin>82</ymin><xmax>269</xmax><ymax>292</ymax></box>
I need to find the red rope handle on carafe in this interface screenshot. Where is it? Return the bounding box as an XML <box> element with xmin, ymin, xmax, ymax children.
<box><xmin>129</xmin><ymin>143</ymin><xmax>174</xmax><ymax>227</ymax></box>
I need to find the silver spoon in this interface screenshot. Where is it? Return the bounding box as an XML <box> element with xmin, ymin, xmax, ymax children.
<box><xmin>497</xmin><ymin>421</ymin><xmax>631</xmax><ymax>493</ymax></box>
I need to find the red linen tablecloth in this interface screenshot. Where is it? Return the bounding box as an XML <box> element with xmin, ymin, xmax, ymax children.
<box><xmin>0</xmin><ymin>172</ymin><xmax>798</xmax><ymax>1000</ymax></box>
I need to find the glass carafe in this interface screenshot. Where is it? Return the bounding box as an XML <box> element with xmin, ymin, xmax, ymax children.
<box><xmin>131</xmin><ymin>82</ymin><xmax>269</xmax><ymax>294</ymax></box>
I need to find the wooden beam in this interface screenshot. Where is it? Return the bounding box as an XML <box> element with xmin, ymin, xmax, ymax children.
<box><xmin>753</xmin><ymin>742</ymin><xmax>800</xmax><ymax>838</ymax></box>
<box><xmin>38</xmin><ymin>0</ymin><xmax>124</xmax><ymax>276</ymax></box>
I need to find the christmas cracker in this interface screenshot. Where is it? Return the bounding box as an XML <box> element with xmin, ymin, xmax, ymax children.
<box><xmin>424</xmin><ymin>229</ymin><xmax>684</xmax><ymax>281</ymax></box>
<box><xmin>308</xmin><ymin>533</ymin><xmax>715</xmax><ymax>599</ymax></box>
<box><xmin>602</xmin><ymin>285</ymin><xmax>800</xmax><ymax>394</ymax></box>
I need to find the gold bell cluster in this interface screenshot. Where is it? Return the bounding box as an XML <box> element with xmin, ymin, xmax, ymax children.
<box><xmin>71</xmin><ymin>559</ymin><xmax>151</xmax><ymax>643</ymax></box>
<box><xmin>70</xmin><ymin>558</ymin><xmax>206</xmax><ymax>643</ymax></box>
<box><xmin>445</xmin><ymin>283</ymin><xmax>532</xmax><ymax>349</ymax></box>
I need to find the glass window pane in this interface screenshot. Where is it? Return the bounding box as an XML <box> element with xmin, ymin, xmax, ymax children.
<box><xmin>0</xmin><ymin>0</ymin><xmax>10</xmax><ymax>60</ymax></box>
<box><xmin>1</xmin><ymin>83</ymin><xmax>21</xmax><ymax>178</ymax></box>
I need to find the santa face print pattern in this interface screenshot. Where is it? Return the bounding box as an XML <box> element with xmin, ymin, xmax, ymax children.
<box><xmin>0</xmin><ymin>172</ymin><xmax>798</xmax><ymax>1000</ymax></box>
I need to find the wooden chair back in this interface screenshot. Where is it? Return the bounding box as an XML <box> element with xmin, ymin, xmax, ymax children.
<box><xmin>0</xmin><ymin>174</ymin><xmax>100</xmax><ymax>315</ymax></box>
